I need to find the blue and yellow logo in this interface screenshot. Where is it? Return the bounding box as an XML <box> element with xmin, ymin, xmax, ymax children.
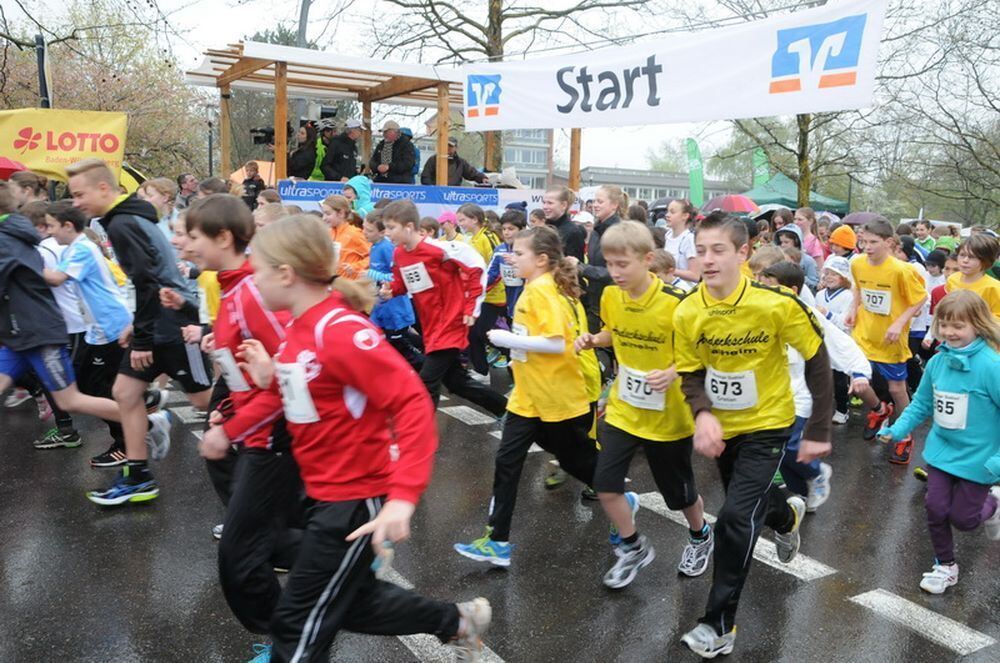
<box><xmin>770</xmin><ymin>14</ymin><xmax>867</xmax><ymax>94</ymax></box>
<box><xmin>466</xmin><ymin>74</ymin><xmax>502</xmax><ymax>118</ymax></box>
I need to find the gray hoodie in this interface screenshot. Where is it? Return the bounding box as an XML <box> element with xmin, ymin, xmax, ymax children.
<box><xmin>775</xmin><ymin>224</ymin><xmax>820</xmax><ymax>290</ymax></box>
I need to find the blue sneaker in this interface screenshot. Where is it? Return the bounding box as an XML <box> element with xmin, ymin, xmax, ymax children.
<box><xmin>86</xmin><ymin>467</ymin><xmax>159</xmax><ymax>506</ymax></box>
<box><xmin>247</xmin><ymin>644</ymin><xmax>271</xmax><ymax>663</ymax></box>
<box><xmin>609</xmin><ymin>491</ymin><xmax>640</xmax><ymax>546</ymax></box>
<box><xmin>454</xmin><ymin>529</ymin><xmax>512</xmax><ymax>567</ymax></box>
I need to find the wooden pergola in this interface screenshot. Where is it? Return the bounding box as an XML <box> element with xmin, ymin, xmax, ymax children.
<box><xmin>186</xmin><ymin>41</ymin><xmax>583</xmax><ymax>190</ymax></box>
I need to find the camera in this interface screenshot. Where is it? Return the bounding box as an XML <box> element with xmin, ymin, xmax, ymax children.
<box><xmin>250</xmin><ymin>127</ymin><xmax>275</xmax><ymax>145</ymax></box>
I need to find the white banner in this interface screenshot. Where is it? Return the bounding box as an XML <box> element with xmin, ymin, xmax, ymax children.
<box><xmin>463</xmin><ymin>0</ymin><xmax>886</xmax><ymax>131</ymax></box>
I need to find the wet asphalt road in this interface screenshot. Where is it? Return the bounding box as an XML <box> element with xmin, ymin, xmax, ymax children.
<box><xmin>1</xmin><ymin>381</ymin><xmax>999</xmax><ymax>663</ymax></box>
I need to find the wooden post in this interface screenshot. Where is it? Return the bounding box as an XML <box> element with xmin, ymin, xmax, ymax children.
<box><xmin>219</xmin><ymin>84</ymin><xmax>232</xmax><ymax>180</ymax></box>
<box><xmin>362</xmin><ymin>101</ymin><xmax>372</xmax><ymax>170</ymax></box>
<box><xmin>435</xmin><ymin>83</ymin><xmax>450</xmax><ymax>186</ymax></box>
<box><xmin>484</xmin><ymin>131</ymin><xmax>496</xmax><ymax>172</ymax></box>
<box><xmin>273</xmin><ymin>62</ymin><xmax>288</xmax><ymax>180</ymax></box>
<box><xmin>569</xmin><ymin>128</ymin><xmax>582</xmax><ymax>191</ymax></box>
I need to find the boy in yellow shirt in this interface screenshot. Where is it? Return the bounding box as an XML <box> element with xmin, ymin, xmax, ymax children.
<box><xmin>945</xmin><ymin>233</ymin><xmax>1000</xmax><ymax>317</ymax></box>
<box><xmin>846</xmin><ymin>217</ymin><xmax>927</xmax><ymax>463</ymax></box>
<box><xmin>672</xmin><ymin>212</ymin><xmax>833</xmax><ymax>658</ymax></box>
<box><xmin>575</xmin><ymin>221</ymin><xmax>712</xmax><ymax>590</ymax></box>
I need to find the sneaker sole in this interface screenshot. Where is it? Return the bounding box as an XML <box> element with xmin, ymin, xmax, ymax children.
<box><xmin>86</xmin><ymin>489</ymin><xmax>159</xmax><ymax>506</ymax></box>
<box><xmin>146</xmin><ymin>390</ymin><xmax>170</xmax><ymax>414</ymax></box>
<box><xmin>453</xmin><ymin>545</ymin><xmax>511</xmax><ymax>567</ymax></box>
<box><xmin>681</xmin><ymin>638</ymin><xmax>735</xmax><ymax>659</ymax></box>
<box><xmin>90</xmin><ymin>459</ymin><xmax>128</xmax><ymax>468</ymax></box>
<box><xmin>604</xmin><ymin>546</ymin><xmax>656</xmax><ymax>589</ymax></box>
<box><xmin>33</xmin><ymin>439</ymin><xmax>83</xmax><ymax>450</ymax></box>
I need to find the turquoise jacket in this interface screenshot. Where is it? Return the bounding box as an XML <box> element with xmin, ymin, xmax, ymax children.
<box><xmin>345</xmin><ymin>175</ymin><xmax>374</xmax><ymax>218</ymax></box>
<box><xmin>884</xmin><ymin>337</ymin><xmax>1000</xmax><ymax>484</ymax></box>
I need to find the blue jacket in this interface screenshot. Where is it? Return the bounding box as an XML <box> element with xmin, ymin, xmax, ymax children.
<box><xmin>345</xmin><ymin>175</ymin><xmax>374</xmax><ymax>218</ymax></box>
<box><xmin>884</xmin><ymin>337</ymin><xmax>1000</xmax><ymax>484</ymax></box>
<box><xmin>487</xmin><ymin>242</ymin><xmax>522</xmax><ymax>319</ymax></box>
<box><xmin>367</xmin><ymin>237</ymin><xmax>415</xmax><ymax>331</ymax></box>
<box><xmin>0</xmin><ymin>213</ymin><xmax>67</xmax><ymax>350</ymax></box>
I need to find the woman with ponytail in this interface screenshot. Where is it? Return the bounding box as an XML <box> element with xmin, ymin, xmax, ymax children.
<box><xmin>578</xmin><ymin>184</ymin><xmax>626</xmax><ymax>332</ymax></box>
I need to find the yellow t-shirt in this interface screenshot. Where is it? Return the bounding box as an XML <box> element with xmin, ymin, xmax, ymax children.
<box><xmin>740</xmin><ymin>260</ymin><xmax>753</xmax><ymax>279</ymax></box>
<box><xmin>560</xmin><ymin>293</ymin><xmax>601</xmax><ymax>402</ymax></box>
<box><xmin>469</xmin><ymin>228</ymin><xmax>506</xmax><ymax>306</ymax></box>
<box><xmin>850</xmin><ymin>255</ymin><xmax>927</xmax><ymax>363</ymax></box>
<box><xmin>197</xmin><ymin>270</ymin><xmax>221</xmax><ymax>324</ymax></box>
<box><xmin>507</xmin><ymin>272</ymin><xmax>590</xmax><ymax>422</ymax></box>
<box><xmin>673</xmin><ymin>276</ymin><xmax>824</xmax><ymax>439</ymax></box>
<box><xmin>601</xmin><ymin>275</ymin><xmax>694</xmax><ymax>442</ymax></box>
<box><xmin>946</xmin><ymin>272</ymin><xmax>1000</xmax><ymax>318</ymax></box>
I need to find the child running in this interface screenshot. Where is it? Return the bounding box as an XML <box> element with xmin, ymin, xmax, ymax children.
<box><xmin>879</xmin><ymin>290</ymin><xmax>1000</xmax><ymax>594</ymax></box>
<box><xmin>575</xmin><ymin>221</ymin><xmax>713</xmax><ymax>588</ymax></box>
<box><xmin>672</xmin><ymin>213</ymin><xmax>833</xmax><ymax>658</ymax></box>
<box><xmin>456</xmin><ymin>203</ymin><xmax>505</xmax><ymax>376</ymax></box>
<box><xmin>454</xmin><ymin>225</ymin><xmax>600</xmax><ymax>567</ymax></box>
<box><xmin>815</xmin><ymin>256</ymin><xmax>855</xmax><ymax>424</ymax></box>
<box><xmin>213</xmin><ymin>214</ymin><xmax>490</xmax><ymax>662</ymax></box>
<box><xmin>321</xmin><ymin>194</ymin><xmax>370</xmax><ymax>279</ymax></box>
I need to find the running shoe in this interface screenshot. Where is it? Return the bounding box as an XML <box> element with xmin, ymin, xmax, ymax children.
<box><xmin>33</xmin><ymin>427</ymin><xmax>82</xmax><ymax>450</ymax></box>
<box><xmin>913</xmin><ymin>466</ymin><xmax>928</xmax><ymax>482</ymax></box>
<box><xmin>451</xmin><ymin>597</ymin><xmax>492</xmax><ymax>663</ymax></box>
<box><xmin>90</xmin><ymin>444</ymin><xmax>127</xmax><ymax>468</ymax></box>
<box><xmin>35</xmin><ymin>395</ymin><xmax>53</xmax><ymax>421</ymax></box>
<box><xmin>889</xmin><ymin>436</ymin><xmax>913</xmax><ymax>465</ymax></box>
<box><xmin>806</xmin><ymin>462</ymin><xmax>833</xmax><ymax>512</ymax></box>
<box><xmin>919</xmin><ymin>562</ymin><xmax>958</xmax><ymax>594</ymax></box>
<box><xmin>492</xmin><ymin>356</ymin><xmax>510</xmax><ymax>369</ymax></box>
<box><xmin>984</xmin><ymin>487</ymin><xmax>1000</xmax><ymax>541</ymax></box>
<box><xmin>246</xmin><ymin>644</ymin><xmax>271</xmax><ymax>663</ymax></box>
<box><xmin>678</xmin><ymin>525</ymin><xmax>714</xmax><ymax>577</ymax></box>
<box><xmin>213</xmin><ymin>523</ymin><xmax>224</xmax><ymax>541</ymax></box>
<box><xmin>774</xmin><ymin>495</ymin><xmax>806</xmax><ymax>564</ymax></box>
<box><xmin>145</xmin><ymin>388</ymin><xmax>169</xmax><ymax>414</ymax></box>
<box><xmin>603</xmin><ymin>535</ymin><xmax>655</xmax><ymax>589</ymax></box>
<box><xmin>86</xmin><ymin>467</ymin><xmax>159</xmax><ymax>506</ymax></box>
<box><xmin>146</xmin><ymin>411</ymin><xmax>172</xmax><ymax>461</ymax></box>
<box><xmin>454</xmin><ymin>530</ymin><xmax>512</xmax><ymax>567</ymax></box>
<box><xmin>4</xmin><ymin>388</ymin><xmax>31</xmax><ymax>408</ymax></box>
<box><xmin>681</xmin><ymin>624</ymin><xmax>736</xmax><ymax>659</ymax></box>
<box><xmin>608</xmin><ymin>491</ymin><xmax>640</xmax><ymax>546</ymax></box>
<box><xmin>545</xmin><ymin>460</ymin><xmax>567</xmax><ymax>490</ymax></box>
<box><xmin>831</xmin><ymin>410</ymin><xmax>849</xmax><ymax>425</ymax></box>
<box><xmin>580</xmin><ymin>486</ymin><xmax>599</xmax><ymax>501</ymax></box>
<box><xmin>849</xmin><ymin>396</ymin><xmax>863</xmax><ymax>409</ymax></box>
<box><xmin>863</xmin><ymin>402</ymin><xmax>894</xmax><ymax>441</ymax></box>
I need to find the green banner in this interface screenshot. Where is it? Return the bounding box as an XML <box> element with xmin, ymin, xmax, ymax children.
<box><xmin>752</xmin><ymin>148</ymin><xmax>770</xmax><ymax>187</ymax></box>
<box><xmin>686</xmin><ymin>138</ymin><xmax>704</xmax><ymax>207</ymax></box>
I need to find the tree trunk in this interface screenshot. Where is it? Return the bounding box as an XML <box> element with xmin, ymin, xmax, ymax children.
<box><xmin>484</xmin><ymin>0</ymin><xmax>504</xmax><ymax>172</ymax></box>
<box><xmin>796</xmin><ymin>113</ymin><xmax>811</xmax><ymax>208</ymax></box>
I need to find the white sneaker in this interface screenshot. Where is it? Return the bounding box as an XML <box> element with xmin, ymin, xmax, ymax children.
<box><xmin>4</xmin><ymin>388</ymin><xmax>31</xmax><ymax>408</ymax></box>
<box><xmin>677</xmin><ymin>525</ymin><xmax>714</xmax><ymax>577</ymax></box>
<box><xmin>983</xmin><ymin>487</ymin><xmax>1000</xmax><ymax>541</ymax></box>
<box><xmin>832</xmin><ymin>410</ymin><xmax>849</xmax><ymax>425</ymax></box>
<box><xmin>919</xmin><ymin>563</ymin><xmax>958</xmax><ymax>594</ymax></box>
<box><xmin>212</xmin><ymin>523</ymin><xmax>224</xmax><ymax>540</ymax></box>
<box><xmin>806</xmin><ymin>463</ymin><xmax>833</xmax><ymax>513</ymax></box>
<box><xmin>603</xmin><ymin>535</ymin><xmax>655</xmax><ymax>589</ymax></box>
<box><xmin>774</xmin><ymin>495</ymin><xmax>806</xmax><ymax>563</ymax></box>
<box><xmin>451</xmin><ymin>597</ymin><xmax>491</xmax><ymax>663</ymax></box>
<box><xmin>681</xmin><ymin>623</ymin><xmax>736</xmax><ymax>659</ymax></box>
<box><xmin>146</xmin><ymin>411</ymin><xmax>172</xmax><ymax>461</ymax></box>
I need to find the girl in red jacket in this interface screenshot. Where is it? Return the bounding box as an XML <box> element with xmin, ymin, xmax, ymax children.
<box><xmin>200</xmin><ymin>215</ymin><xmax>490</xmax><ymax>663</ymax></box>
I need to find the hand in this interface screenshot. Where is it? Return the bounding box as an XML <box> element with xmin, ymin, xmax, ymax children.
<box><xmin>346</xmin><ymin>499</ymin><xmax>415</xmax><ymax>555</ymax></box>
<box><xmin>921</xmin><ymin>336</ymin><xmax>934</xmax><ymax>350</ymax></box>
<box><xmin>130</xmin><ymin>349</ymin><xmax>153</xmax><ymax>371</ymax></box>
<box><xmin>815</xmin><ymin>305</ymin><xmax>827</xmax><ymax>316</ymax></box>
<box><xmin>876</xmin><ymin>428</ymin><xmax>893</xmax><ymax>442</ymax></box>
<box><xmin>377</xmin><ymin>164</ymin><xmax>389</xmax><ymax>174</ymax></box>
<box><xmin>341</xmin><ymin>263</ymin><xmax>356</xmax><ymax>279</ymax></box>
<box><xmin>574</xmin><ymin>333</ymin><xmax>597</xmax><ymax>352</ymax></box>
<box><xmin>201</xmin><ymin>332</ymin><xmax>215</xmax><ymax>353</ymax></box>
<box><xmin>378</xmin><ymin>282</ymin><xmax>393</xmax><ymax>301</ymax></box>
<box><xmin>884</xmin><ymin>321</ymin><xmax>903</xmax><ymax>344</ymax></box>
<box><xmin>340</xmin><ymin>177</ymin><xmax>349</xmax><ymax>183</ymax></box>
<box><xmin>463</xmin><ymin>314</ymin><xmax>476</xmax><ymax>327</ymax></box>
<box><xmin>176</xmin><ymin>262</ymin><xmax>191</xmax><ymax>278</ymax></box>
<box><xmin>208</xmin><ymin>409</ymin><xmax>225</xmax><ymax>426</ymax></box>
<box><xmin>848</xmin><ymin>377</ymin><xmax>869</xmax><ymax>395</ymax></box>
<box><xmin>797</xmin><ymin>440</ymin><xmax>831</xmax><ymax>464</ymax></box>
<box><xmin>646</xmin><ymin>367</ymin><xmax>678</xmax><ymax>393</ymax></box>
<box><xmin>181</xmin><ymin>325</ymin><xmax>202</xmax><ymax>344</ymax></box>
<box><xmin>502</xmin><ymin>253</ymin><xmax>516</xmax><ymax>265</ymax></box>
<box><xmin>118</xmin><ymin>325</ymin><xmax>133</xmax><ymax>348</ymax></box>
<box><xmin>236</xmin><ymin>339</ymin><xmax>275</xmax><ymax>389</ymax></box>
<box><xmin>845</xmin><ymin>309</ymin><xmax>856</xmax><ymax>328</ymax></box>
<box><xmin>693</xmin><ymin>411</ymin><xmax>725</xmax><ymax>458</ymax></box>
<box><xmin>159</xmin><ymin>287</ymin><xmax>185</xmax><ymax>310</ymax></box>
<box><xmin>199</xmin><ymin>425</ymin><xmax>231</xmax><ymax>460</ymax></box>
<box><xmin>486</xmin><ymin>329</ymin><xmax>512</xmax><ymax>348</ymax></box>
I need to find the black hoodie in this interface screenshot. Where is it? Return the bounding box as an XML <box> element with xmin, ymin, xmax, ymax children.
<box><xmin>546</xmin><ymin>212</ymin><xmax>586</xmax><ymax>262</ymax></box>
<box><xmin>580</xmin><ymin>213</ymin><xmax>621</xmax><ymax>332</ymax></box>
<box><xmin>98</xmin><ymin>195</ymin><xmax>198</xmax><ymax>351</ymax></box>
<box><xmin>0</xmin><ymin>213</ymin><xmax>68</xmax><ymax>350</ymax></box>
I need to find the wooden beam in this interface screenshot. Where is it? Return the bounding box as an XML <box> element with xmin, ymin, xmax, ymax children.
<box><xmin>362</xmin><ymin>101</ymin><xmax>372</xmax><ymax>171</ymax></box>
<box><xmin>218</xmin><ymin>57</ymin><xmax>272</xmax><ymax>87</ymax></box>
<box><xmin>359</xmin><ymin>75</ymin><xmax>439</xmax><ymax>103</ymax></box>
<box><xmin>274</xmin><ymin>62</ymin><xmax>288</xmax><ymax>181</ymax></box>
<box><xmin>219</xmin><ymin>84</ymin><xmax>232</xmax><ymax>179</ymax></box>
<box><xmin>569</xmin><ymin>128</ymin><xmax>582</xmax><ymax>191</ymax></box>
<box><xmin>436</xmin><ymin>83</ymin><xmax>450</xmax><ymax>186</ymax></box>
<box><xmin>484</xmin><ymin>132</ymin><xmax>496</xmax><ymax>172</ymax></box>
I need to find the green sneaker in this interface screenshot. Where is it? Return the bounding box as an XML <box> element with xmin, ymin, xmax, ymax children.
<box><xmin>454</xmin><ymin>528</ymin><xmax>512</xmax><ymax>567</ymax></box>
<box><xmin>33</xmin><ymin>427</ymin><xmax>82</xmax><ymax>450</ymax></box>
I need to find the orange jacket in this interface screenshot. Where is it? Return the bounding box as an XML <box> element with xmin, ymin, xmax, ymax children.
<box><xmin>330</xmin><ymin>223</ymin><xmax>370</xmax><ymax>279</ymax></box>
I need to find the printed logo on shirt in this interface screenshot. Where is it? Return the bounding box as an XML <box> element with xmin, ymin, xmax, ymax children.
<box><xmin>770</xmin><ymin>14</ymin><xmax>867</xmax><ymax>94</ymax></box>
<box><xmin>297</xmin><ymin>349</ymin><xmax>322</xmax><ymax>381</ymax></box>
<box><xmin>353</xmin><ymin>328</ymin><xmax>381</xmax><ymax>351</ymax></box>
<box><xmin>695</xmin><ymin>330</ymin><xmax>771</xmax><ymax>358</ymax></box>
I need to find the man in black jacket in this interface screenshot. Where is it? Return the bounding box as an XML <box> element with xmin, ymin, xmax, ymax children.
<box><xmin>420</xmin><ymin>137</ymin><xmax>488</xmax><ymax>186</ymax></box>
<box><xmin>321</xmin><ymin>119</ymin><xmax>365</xmax><ymax>182</ymax></box>
<box><xmin>369</xmin><ymin>120</ymin><xmax>416</xmax><ymax>184</ymax></box>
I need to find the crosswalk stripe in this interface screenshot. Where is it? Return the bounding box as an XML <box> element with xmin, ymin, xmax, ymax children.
<box><xmin>440</xmin><ymin>406</ymin><xmax>498</xmax><ymax>426</ymax></box>
<box><xmin>850</xmin><ymin>589</ymin><xmax>997</xmax><ymax>656</ymax></box>
<box><xmin>168</xmin><ymin>406</ymin><xmax>206</xmax><ymax>425</ymax></box>
<box><xmin>638</xmin><ymin>492</ymin><xmax>837</xmax><ymax>582</ymax></box>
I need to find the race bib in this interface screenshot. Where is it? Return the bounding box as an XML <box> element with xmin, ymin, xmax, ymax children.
<box><xmin>275</xmin><ymin>362</ymin><xmax>320</xmax><ymax>424</ymax></box>
<box><xmin>861</xmin><ymin>288</ymin><xmax>892</xmax><ymax>315</ymax></box>
<box><xmin>400</xmin><ymin>262</ymin><xmax>433</xmax><ymax>294</ymax></box>
<box><xmin>618</xmin><ymin>365</ymin><xmax>664</xmax><ymax>411</ymax></box>
<box><xmin>510</xmin><ymin>322</ymin><xmax>528</xmax><ymax>363</ymax></box>
<box><xmin>706</xmin><ymin>368</ymin><xmax>758</xmax><ymax>410</ymax></box>
<box><xmin>933</xmin><ymin>388</ymin><xmax>968</xmax><ymax>430</ymax></box>
<box><xmin>500</xmin><ymin>263</ymin><xmax>523</xmax><ymax>287</ymax></box>
<box><xmin>332</xmin><ymin>242</ymin><xmax>342</xmax><ymax>271</ymax></box>
<box><xmin>213</xmin><ymin>348</ymin><xmax>250</xmax><ymax>392</ymax></box>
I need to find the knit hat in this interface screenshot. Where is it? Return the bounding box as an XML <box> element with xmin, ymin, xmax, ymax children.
<box><xmin>829</xmin><ymin>224</ymin><xmax>857</xmax><ymax>250</ymax></box>
<box><xmin>925</xmin><ymin>249</ymin><xmax>947</xmax><ymax>271</ymax></box>
<box><xmin>823</xmin><ymin>256</ymin><xmax>852</xmax><ymax>283</ymax></box>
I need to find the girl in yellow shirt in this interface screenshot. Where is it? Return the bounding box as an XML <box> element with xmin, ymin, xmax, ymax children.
<box><xmin>456</xmin><ymin>203</ymin><xmax>506</xmax><ymax>375</ymax></box>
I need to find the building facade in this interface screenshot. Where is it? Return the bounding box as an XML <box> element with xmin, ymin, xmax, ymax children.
<box><xmin>552</xmin><ymin>166</ymin><xmax>743</xmax><ymax>203</ymax></box>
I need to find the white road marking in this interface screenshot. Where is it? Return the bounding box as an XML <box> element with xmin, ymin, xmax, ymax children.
<box><xmin>440</xmin><ymin>395</ymin><xmax>449</xmax><ymax>402</ymax></box>
<box><xmin>383</xmin><ymin>567</ymin><xmax>505</xmax><ymax>662</ymax></box>
<box><xmin>440</xmin><ymin>406</ymin><xmax>497</xmax><ymax>426</ymax></box>
<box><xmin>850</xmin><ymin>589</ymin><xmax>997</xmax><ymax>656</ymax></box>
<box><xmin>169</xmin><ymin>406</ymin><xmax>206</xmax><ymax>425</ymax></box>
<box><xmin>191</xmin><ymin>430</ymin><xmax>203</xmax><ymax>441</ymax></box>
<box><xmin>487</xmin><ymin>430</ymin><xmax>537</xmax><ymax>453</ymax></box>
<box><xmin>638</xmin><ymin>492</ymin><xmax>836</xmax><ymax>582</ymax></box>
<box><xmin>164</xmin><ymin>391</ymin><xmax>188</xmax><ymax>406</ymax></box>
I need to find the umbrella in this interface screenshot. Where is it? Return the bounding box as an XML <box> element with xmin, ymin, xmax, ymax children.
<box><xmin>842</xmin><ymin>211</ymin><xmax>881</xmax><ymax>227</ymax></box>
<box><xmin>750</xmin><ymin>203</ymin><xmax>789</xmax><ymax>221</ymax></box>
<box><xmin>0</xmin><ymin>157</ymin><xmax>26</xmax><ymax>180</ymax></box>
<box><xmin>702</xmin><ymin>194</ymin><xmax>759</xmax><ymax>214</ymax></box>
<box><xmin>649</xmin><ymin>196</ymin><xmax>675</xmax><ymax>224</ymax></box>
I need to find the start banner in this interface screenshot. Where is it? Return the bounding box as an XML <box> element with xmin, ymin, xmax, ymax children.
<box><xmin>278</xmin><ymin>180</ymin><xmax>553</xmax><ymax>217</ymax></box>
<box><xmin>463</xmin><ymin>0</ymin><xmax>887</xmax><ymax>131</ymax></box>
<box><xmin>0</xmin><ymin>108</ymin><xmax>128</xmax><ymax>181</ymax></box>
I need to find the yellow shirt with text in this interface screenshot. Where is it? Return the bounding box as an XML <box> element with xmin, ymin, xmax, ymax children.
<box><xmin>850</xmin><ymin>255</ymin><xmax>927</xmax><ymax>363</ymax></box>
<box><xmin>469</xmin><ymin>228</ymin><xmax>506</xmax><ymax>306</ymax></box>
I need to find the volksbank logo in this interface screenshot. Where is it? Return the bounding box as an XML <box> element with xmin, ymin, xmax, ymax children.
<box><xmin>467</xmin><ymin>74</ymin><xmax>502</xmax><ymax>118</ymax></box>
<box><xmin>770</xmin><ymin>14</ymin><xmax>867</xmax><ymax>94</ymax></box>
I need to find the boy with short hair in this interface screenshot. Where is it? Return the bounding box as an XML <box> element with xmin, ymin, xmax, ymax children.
<box><xmin>240</xmin><ymin>161</ymin><xmax>266</xmax><ymax>211</ymax></box>
<box><xmin>575</xmin><ymin>221</ymin><xmax>712</xmax><ymax>590</ymax></box>
<box><xmin>944</xmin><ymin>233</ymin><xmax>1000</xmax><ymax>317</ymax></box>
<box><xmin>650</xmin><ymin>249</ymin><xmax>693</xmax><ymax>291</ymax></box>
<box><xmin>418</xmin><ymin>217</ymin><xmax>440</xmax><ymax>239</ymax></box>
<box><xmin>487</xmin><ymin>210</ymin><xmax>527</xmax><ymax>322</ymax></box>
<box><xmin>846</xmin><ymin>218</ymin><xmax>928</xmax><ymax>464</ymax></box>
